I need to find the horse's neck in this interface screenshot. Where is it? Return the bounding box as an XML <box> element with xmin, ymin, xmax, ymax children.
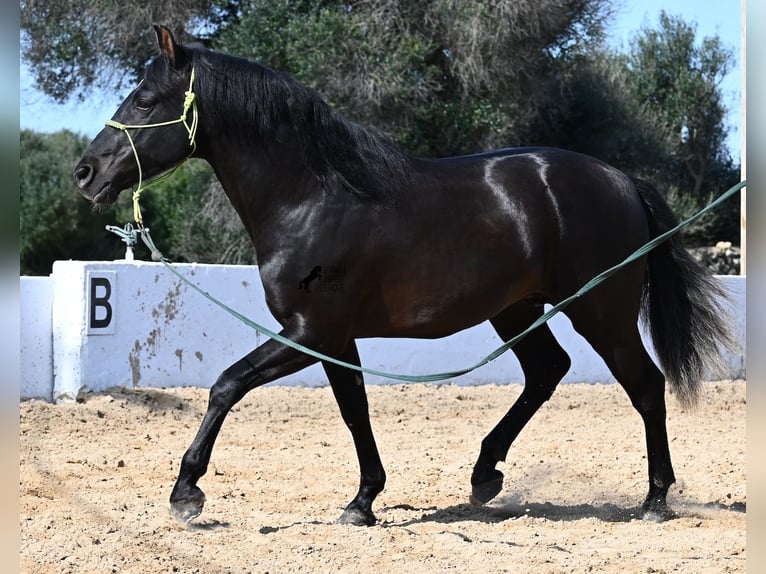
<box><xmin>203</xmin><ymin>137</ymin><xmax>318</xmax><ymax>240</ymax></box>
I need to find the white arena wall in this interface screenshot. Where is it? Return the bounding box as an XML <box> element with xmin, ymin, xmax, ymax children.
<box><xmin>20</xmin><ymin>260</ymin><xmax>746</xmax><ymax>402</ymax></box>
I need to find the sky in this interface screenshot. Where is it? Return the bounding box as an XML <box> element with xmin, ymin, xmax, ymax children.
<box><xmin>19</xmin><ymin>0</ymin><xmax>745</xmax><ymax>161</ymax></box>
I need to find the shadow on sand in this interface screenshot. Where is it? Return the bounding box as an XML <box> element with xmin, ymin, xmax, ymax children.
<box><xmin>380</xmin><ymin>495</ymin><xmax>746</xmax><ymax>528</ymax></box>
<box><xmin>252</xmin><ymin>496</ymin><xmax>744</xmax><ymax>535</ymax></box>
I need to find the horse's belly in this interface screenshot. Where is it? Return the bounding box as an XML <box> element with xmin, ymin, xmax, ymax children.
<box><xmin>369</xmin><ymin>270</ymin><xmax>535</xmax><ymax>338</ymax></box>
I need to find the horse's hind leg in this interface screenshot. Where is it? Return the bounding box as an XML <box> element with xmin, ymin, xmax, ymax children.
<box><xmin>322</xmin><ymin>342</ymin><xmax>386</xmax><ymax>526</ymax></box>
<box><xmin>566</xmin><ymin>297</ymin><xmax>676</xmax><ymax>520</ymax></box>
<box><xmin>471</xmin><ymin>303</ymin><xmax>571</xmax><ymax>504</ymax></box>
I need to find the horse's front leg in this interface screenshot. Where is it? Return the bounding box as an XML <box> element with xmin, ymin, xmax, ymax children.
<box><xmin>323</xmin><ymin>342</ymin><xmax>386</xmax><ymax>526</ymax></box>
<box><xmin>169</xmin><ymin>333</ymin><xmax>319</xmax><ymax>524</ymax></box>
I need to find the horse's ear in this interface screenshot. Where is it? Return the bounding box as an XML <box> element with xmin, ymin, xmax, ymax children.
<box><xmin>153</xmin><ymin>25</ymin><xmax>187</xmax><ymax>69</ymax></box>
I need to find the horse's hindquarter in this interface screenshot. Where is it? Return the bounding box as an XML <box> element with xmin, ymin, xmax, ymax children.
<box><xmin>516</xmin><ymin>149</ymin><xmax>651</xmax><ymax>294</ymax></box>
<box><xmin>364</xmin><ymin>149</ymin><xmax>649</xmax><ymax>337</ymax></box>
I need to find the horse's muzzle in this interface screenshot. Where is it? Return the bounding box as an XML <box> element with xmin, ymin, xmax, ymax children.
<box><xmin>73</xmin><ymin>159</ymin><xmax>118</xmax><ymax>206</ymax></box>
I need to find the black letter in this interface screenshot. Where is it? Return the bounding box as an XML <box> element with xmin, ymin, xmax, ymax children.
<box><xmin>90</xmin><ymin>277</ymin><xmax>112</xmax><ymax>329</ymax></box>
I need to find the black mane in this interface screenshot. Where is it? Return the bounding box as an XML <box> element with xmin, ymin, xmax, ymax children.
<box><xmin>151</xmin><ymin>44</ymin><xmax>411</xmax><ymax>202</ymax></box>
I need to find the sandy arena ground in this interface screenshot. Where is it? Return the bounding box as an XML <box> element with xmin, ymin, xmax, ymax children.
<box><xmin>20</xmin><ymin>380</ymin><xmax>745</xmax><ymax>573</ymax></box>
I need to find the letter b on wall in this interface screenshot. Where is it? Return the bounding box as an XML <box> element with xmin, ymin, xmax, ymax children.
<box><xmin>86</xmin><ymin>271</ymin><xmax>116</xmax><ymax>335</ymax></box>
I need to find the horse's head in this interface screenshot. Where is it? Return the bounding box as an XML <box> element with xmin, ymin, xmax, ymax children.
<box><xmin>74</xmin><ymin>25</ymin><xmax>197</xmax><ymax>208</ymax></box>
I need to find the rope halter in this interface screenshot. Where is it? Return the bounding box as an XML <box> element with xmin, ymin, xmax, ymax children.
<box><xmin>105</xmin><ymin>67</ymin><xmax>198</xmax><ymax>226</ymax></box>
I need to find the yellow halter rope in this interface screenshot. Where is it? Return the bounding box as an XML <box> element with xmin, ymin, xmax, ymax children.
<box><xmin>105</xmin><ymin>67</ymin><xmax>198</xmax><ymax>226</ymax></box>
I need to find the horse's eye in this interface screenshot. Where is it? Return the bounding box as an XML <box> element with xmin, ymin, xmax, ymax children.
<box><xmin>135</xmin><ymin>98</ymin><xmax>153</xmax><ymax>111</ymax></box>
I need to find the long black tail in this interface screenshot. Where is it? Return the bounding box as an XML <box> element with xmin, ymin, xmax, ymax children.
<box><xmin>633</xmin><ymin>177</ymin><xmax>734</xmax><ymax>407</ymax></box>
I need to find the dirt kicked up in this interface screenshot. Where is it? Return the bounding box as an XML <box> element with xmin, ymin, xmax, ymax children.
<box><xmin>21</xmin><ymin>380</ymin><xmax>745</xmax><ymax>573</ymax></box>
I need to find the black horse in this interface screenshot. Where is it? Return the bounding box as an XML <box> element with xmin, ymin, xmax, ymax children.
<box><xmin>74</xmin><ymin>26</ymin><xmax>731</xmax><ymax>526</ymax></box>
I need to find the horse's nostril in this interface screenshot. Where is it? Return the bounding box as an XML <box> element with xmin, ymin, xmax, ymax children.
<box><xmin>74</xmin><ymin>164</ymin><xmax>94</xmax><ymax>188</ymax></box>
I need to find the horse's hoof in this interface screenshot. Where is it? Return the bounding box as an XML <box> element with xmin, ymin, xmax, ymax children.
<box><xmin>641</xmin><ymin>492</ymin><xmax>677</xmax><ymax>522</ymax></box>
<box><xmin>337</xmin><ymin>506</ymin><xmax>376</xmax><ymax>526</ymax></box>
<box><xmin>470</xmin><ymin>469</ymin><xmax>504</xmax><ymax>506</ymax></box>
<box><xmin>169</xmin><ymin>494</ymin><xmax>206</xmax><ymax>524</ymax></box>
<box><xmin>641</xmin><ymin>503</ymin><xmax>677</xmax><ymax>522</ymax></box>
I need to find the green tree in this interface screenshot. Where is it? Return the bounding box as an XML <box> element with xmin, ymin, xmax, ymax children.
<box><xmin>20</xmin><ymin>0</ymin><xmax>233</xmax><ymax>102</ymax></box>
<box><xmin>623</xmin><ymin>12</ymin><xmax>739</xmax><ymax>244</ymax></box>
<box><xmin>526</xmin><ymin>49</ymin><xmax>669</xmax><ymax>171</ymax></box>
<box><xmin>20</xmin><ymin>129</ymin><xmax>123</xmax><ymax>274</ymax></box>
<box><xmin>216</xmin><ymin>0</ymin><xmax>614</xmax><ymax>156</ymax></box>
<box><xmin>627</xmin><ymin>12</ymin><xmax>735</xmax><ymax>194</ymax></box>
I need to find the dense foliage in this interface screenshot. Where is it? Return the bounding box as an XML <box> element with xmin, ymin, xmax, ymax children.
<box><xmin>20</xmin><ymin>130</ymin><xmax>122</xmax><ymax>274</ymax></box>
<box><xmin>20</xmin><ymin>1</ymin><xmax>741</xmax><ymax>273</ymax></box>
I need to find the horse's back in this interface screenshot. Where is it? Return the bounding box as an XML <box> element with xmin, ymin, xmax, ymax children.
<box><xmin>412</xmin><ymin>146</ymin><xmax>651</xmax><ymax>298</ymax></box>
<box><xmin>418</xmin><ymin>146</ymin><xmax>647</xmax><ymax>252</ymax></box>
